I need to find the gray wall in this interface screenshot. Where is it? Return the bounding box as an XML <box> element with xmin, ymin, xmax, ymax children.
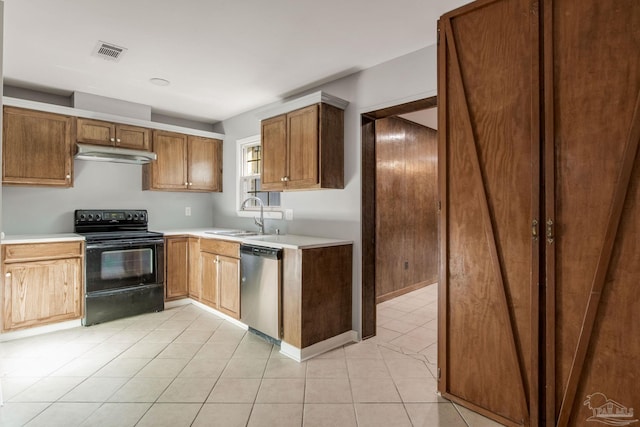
<box><xmin>0</xmin><ymin>1</ymin><xmax>4</xmax><ymax>236</ymax></box>
<box><xmin>2</xmin><ymin>161</ymin><xmax>215</xmax><ymax>234</ymax></box>
<box><xmin>212</xmin><ymin>45</ymin><xmax>439</xmax><ymax>335</ymax></box>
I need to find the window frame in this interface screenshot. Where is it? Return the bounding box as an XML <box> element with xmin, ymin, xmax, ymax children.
<box><xmin>236</xmin><ymin>134</ymin><xmax>283</xmax><ymax>219</ymax></box>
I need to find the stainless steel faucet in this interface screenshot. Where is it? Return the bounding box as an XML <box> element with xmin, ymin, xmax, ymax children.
<box><xmin>241</xmin><ymin>196</ymin><xmax>265</xmax><ymax>234</ymax></box>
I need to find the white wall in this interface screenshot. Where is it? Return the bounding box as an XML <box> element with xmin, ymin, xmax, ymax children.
<box><xmin>212</xmin><ymin>45</ymin><xmax>439</xmax><ymax>336</ymax></box>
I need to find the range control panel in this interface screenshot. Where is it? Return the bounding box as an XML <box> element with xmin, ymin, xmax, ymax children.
<box><xmin>75</xmin><ymin>209</ymin><xmax>148</xmax><ymax>225</ymax></box>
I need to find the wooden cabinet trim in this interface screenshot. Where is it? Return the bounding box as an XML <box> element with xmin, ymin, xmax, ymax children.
<box><xmin>3</xmin><ymin>242</ymin><xmax>84</xmax><ymax>262</ymax></box>
<box><xmin>200</xmin><ymin>239</ymin><xmax>240</xmax><ymax>258</ymax></box>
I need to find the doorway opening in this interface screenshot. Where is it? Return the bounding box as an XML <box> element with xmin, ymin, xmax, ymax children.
<box><xmin>361</xmin><ymin>96</ymin><xmax>439</xmax><ymax>353</ymax></box>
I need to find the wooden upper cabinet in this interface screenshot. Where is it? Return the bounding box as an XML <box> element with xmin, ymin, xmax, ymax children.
<box><xmin>188</xmin><ymin>136</ymin><xmax>222</xmax><ymax>191</ymax></box>
<box><xmin>76</xmin><ymin>118</ymin><xmax>150</xmax><ymax>151</ymax></box>
<box><xmin>261</xmin><ymin>102</ymin><xmax>344</xmax><ymax>191</ymax></box>
<box><xmin>2</xmin><ymin>107</ymin><xmax>74</xmax><ymax>187</ymax></box>
<box><xmin>261</xmin><ymin>114</ymin><xmax>288</xmax><ymax>190</ymax></box>
<box><xmin>143</xmin><ymin>130</ymin><xmax>222</xmax><ymax>192</ymax></box>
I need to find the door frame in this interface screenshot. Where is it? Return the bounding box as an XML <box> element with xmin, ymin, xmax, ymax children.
<box><xmin>360</xmin><ymin>96</ymin><xmax>438</xmax><ymax>339</ymax></box>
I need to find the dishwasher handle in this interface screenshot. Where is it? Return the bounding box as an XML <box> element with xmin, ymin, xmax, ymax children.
<box><xmin>240</xmin><ymin>244</ymin><xmax>283</xmax><ymax>260</ymax></box>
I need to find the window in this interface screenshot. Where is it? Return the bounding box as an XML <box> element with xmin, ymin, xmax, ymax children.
<box><xmin>237</xmin><ymin>135</ymin><xmax>282</xmax><ymax>218</ymax></box>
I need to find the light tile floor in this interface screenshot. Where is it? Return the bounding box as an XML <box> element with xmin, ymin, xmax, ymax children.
<box><xmin>0</xmin><ymin>284</ymin><xmax>503</xmax><ymax>426</ymax></box>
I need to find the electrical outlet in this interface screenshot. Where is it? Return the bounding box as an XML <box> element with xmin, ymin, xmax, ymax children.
<box><xmin>285</xmin><ymin>209</ymin><xmax>294</xmax><ymax>221</ymax></box>
<box><xmin>185</xmin><ymin>207</ymin><xmax>191</xmax><ymax>216</ymax></box>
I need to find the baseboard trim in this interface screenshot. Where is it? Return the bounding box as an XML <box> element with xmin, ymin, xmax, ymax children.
<box><xmin>280</xmin><ymin>330</ymin><xmax>358</xmax><ymax>362</ymax></box>
<box><xmin>0</xmin><ymin>319</ymin><xmax>82</xmax><ymax>342</ymax></box>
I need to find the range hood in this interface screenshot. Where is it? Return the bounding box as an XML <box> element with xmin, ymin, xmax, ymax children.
<box><xmin>75</xmin><ymin>143</ymin><xmax>157</xmax><ymax>165</ymax></box>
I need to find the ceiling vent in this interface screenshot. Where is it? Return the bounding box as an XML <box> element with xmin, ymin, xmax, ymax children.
<box><xmin>92</xmin><ymin>41</ymin><xmax>127</xmax><ymax>62</ymax></box>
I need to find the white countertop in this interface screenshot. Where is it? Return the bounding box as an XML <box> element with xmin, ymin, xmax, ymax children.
<box><xmin>0</xmin><ymin>229</ymin><xmax>352</xmax><ymax>250</ymax></box>
<box><xmin>1</xmin><ymin>233</ymin><xmax>85</xmax><ymax>244</ymax></box>
<box><xmin>159</xmin><ymin>228</ymin><xmax>352</xmax><ymax>250</ymax></box>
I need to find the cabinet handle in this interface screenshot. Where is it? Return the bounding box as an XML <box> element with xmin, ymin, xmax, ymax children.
<box><xmin>280</xmin><ymin>177</ymin><xmax>285</xmax><ymax>182</ymax></box>
<box><xmin>5</xmin><ymin>272</ymin><xmax>10</xmax><ymax>277</ymax></box>
<box><xmin>546</xmin><ymin>219</ymin><xmax>554</xmax><ymax>244</ymax></box>
<box><xmin>283</xmin><ymin>176</ymin><xmax>289</xmax><ymax>182</ymax></box>
<box><xmin>189</xmin><ymin>182</ymin><xmax>193</xmax><ymax>186</ymax></box>
<box><xmin>66</xmin><ymin>174</ymin><xmax>71</xmax><ymax>179</ymax></box>
<box><xmin>184</xmin><ymin>182</ymin><xmax>188</xmax><ymax>186</ymax></box>
<box><xmin>110</xmin><ymin>137</ymin><xmax>115</xmax><ymax>142</ymax></box>
<box><xmin>116</xmin><ymin>138</ymin><xmax>121</xmax><ymax>143</ymax></box>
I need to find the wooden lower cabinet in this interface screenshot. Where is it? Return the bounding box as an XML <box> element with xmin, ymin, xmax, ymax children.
<box><xmin>199</xmin><ymin>251</ymin><xmax>218</xmax><ymax>308</ymax></box>
<box><xmin>282</xmin><ymin>244</ymin><xmax>352</xmax><ymax>349</ymax></box>
<box><xmin>200</xmin><ymin>239</ymin><xmax>240</xmax><ymax>319</ymax></box>
<box><xmin>216</xmin><ymin>255</ymin><xmax>240</xmax><ymax>318</ymax></box>
<box><xmin>164</xmin><ymin>236</ymin><xmax>200</xmax><ymax>301</ymax></box>
<box><xmin>2</xmin><ymin>241</ymin><xmax>84</xmax><ymax>332</ymax></box>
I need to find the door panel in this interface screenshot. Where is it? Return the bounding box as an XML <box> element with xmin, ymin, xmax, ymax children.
<box><xmin>261</xmin><ymin>114</ymin><xmax>287</xmax><ymax>190</ymax></box>
<box><xmin>151</xmin><ymin>131</ymin><xmax>188</xmax><ymax>189</ymax></box>
<box><xmin>548</xmin><ymin>0</ymin><xmax>640</xmax><ymax>425</ymax></box>
<box><xmin>287</xmin><ymin>105</ymin><xmax>318</xmax><ymax>188</ymax></box>
<box><xmin>188</xmin><ymin>136</ymin><xmax>221</xmax><ymax>191</ymax></box>
<box><xmin>439</xmin><ymin>0</ymin><xmax>539</xmax><ymax>425</ymax></box>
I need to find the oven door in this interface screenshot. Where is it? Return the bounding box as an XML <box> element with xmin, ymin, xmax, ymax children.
<box><xmin>85</xmin><ymin>237</ymin><xmax>164</xmax><ymax>293</ymax></box>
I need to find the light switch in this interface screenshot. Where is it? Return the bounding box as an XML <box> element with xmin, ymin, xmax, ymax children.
<box><xmin>185</xmin><ymin>207</ymin><xmax>191</xmax><ymax>216</ymax></box>
<box><xmin>285</xmin><ymin>209</ymin><xmax>294</xmax><ymax>221</ymax></box>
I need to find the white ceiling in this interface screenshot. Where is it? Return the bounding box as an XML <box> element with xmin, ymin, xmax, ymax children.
<box><xmin>3</xmin><ymin>0</ymin><xmax>470</xmax><ymax>123</ymax></box>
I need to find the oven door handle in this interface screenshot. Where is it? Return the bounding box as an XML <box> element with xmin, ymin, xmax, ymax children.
<box><xmin>86</xmin><ymin>238</ymin><xmax>165</xmax><ymax>249</ymax></box>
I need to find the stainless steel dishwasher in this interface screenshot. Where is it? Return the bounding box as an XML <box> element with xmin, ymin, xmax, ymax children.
<box><xmin>240</xmin><ymin>244</ymin><xmax>283</xmax><ymax>341</ymax></box>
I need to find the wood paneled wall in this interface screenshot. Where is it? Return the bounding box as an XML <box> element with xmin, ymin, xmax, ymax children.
<box><xmin>375</xmin><ymin>116</ymin><xmax>438</xmax><ymax>302</ymax></box>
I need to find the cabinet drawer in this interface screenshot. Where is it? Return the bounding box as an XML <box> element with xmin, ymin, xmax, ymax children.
<box><xmin>200</xmin><ymin>239</ymin><xmax>239</xmax><ymax>258</ymax></box>
<box><xmin>3</xmin><ymin>241</ymin><xmax>84</xmax><ymax>262</ymax></box>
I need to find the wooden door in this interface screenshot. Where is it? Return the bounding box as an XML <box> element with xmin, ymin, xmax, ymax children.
<box><xmin>76</xmin><ymin>118</ymin><xmax>115</xmax><ymax>146</ymax></box>
<box><xmin>375</xmin><ymin>116</ymin><xmax>438</xmax><ymax>302</ymax></box>
<box><xmin>200</xmin><ymin>251</ymin><xmax>218</xmax><ymax>308</ymax></box>
<box><xmin>150</xmin><ymin>130</ymin><xmax>188</xmax><ymax>190</ymax></box>
<box><xmin>287</xmin><ymin>105</ymin><xmax>319</xmax><ymax>189</ymax></box>
<box><xmin>115</xmin><ymin>124</ymin><xmax>150</xmax><ymax>151</ymax></box>
<box><xmin>546</xmin><ymin>0</ymin><xmax>640</xmax><ymax>425</ymax></box>
<box><xmin>3</xmin><ymin>107</ymin><xmax>73</xmax><ymax>187</ymax></box>
<box><xmin>261</xmin><ymin>114</ymin><xmax>287</xmax><ymax>190</ymax></box>
<box><xmin>438</xmin><ymin>0</ymin><xmax>540</xmax><ymax>426</ymax></box>
<box><xmin>164</xmin><ymin>237</ymin><xmax>189</xmax><ymax>300</ymax></box>
<box><xmin>3</xmin><ymin>258</ymin><xmax>82</xmax><ymax>331</ymax></box>
<box><xmin>188</xmin><ymin>136</ymin><xmax>222</xmax><ymax>192</ymax></box>
<box><xmin>217</xmin><ymin>255</ymin><xmax>240</xmax><ymax>319</ymax></box>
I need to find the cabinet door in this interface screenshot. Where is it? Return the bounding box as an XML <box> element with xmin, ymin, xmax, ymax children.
<box><xmin>261</xmin><ymin>114</ymin><xmax>287</xmax><ymax>190</ymax></box>
<box><xmin>3</xmin><ymin>107</ymin><xmax>73</xmax><ymax>187</ymax></box>
<box><xmin>217</xmin><ymin>255</ymin><xmax>240</xmax><ymax>319</ymax></box>
<box><xmin>115</xmin><ymin>124</ymin><xmax>150</xmax><ymax>151</ymax></box>
<box><xmin>286</xmin><ymin>104</ymin><xmax>319</xmax><ymax>189</ymax></box>
<box><xmin>76</xmin><ymin>118</ymin><xmax>115</xmax><ymax>146</ymax></box>
<box><xmin>200</xmin><ymin>251</ymin><xmax>218</xmax><ymax>308</ymax></box>
<box><xmin>188</xmin><ymin>136</ymin><xmax>222</xmax><ymax>192</ymax></box>
<box><xmin>439</xmin><ymin>1</ymin><xmax>540</xmax><ymax>426</ymax></box>
<box><xmin>3</xmin><ymin>258</ymin><xmax>82</xmax><ymax>331</ymax></box>
<box><xmin>149</xmin><ymin>130</ymin><xmax>188</xmax><ymax>190</ymax></box>
<box><xmin>187</xmin><ymin>238</ymin><xmax>201</xmax><ymax>299</ymax></box>
<box><xmin>546</xmin><ymin>0</ymin><xmax>640</xmax><ymax>424</ymax></box>
<box><xmin>164</xmin><ymin>237</ymin><xmax>189</xmax><ymax>300</ymax></box>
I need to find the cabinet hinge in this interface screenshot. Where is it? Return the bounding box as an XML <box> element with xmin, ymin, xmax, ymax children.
<box><xmin>437</xmin><ymin>367</ymin><xmax>441</xmax><ymax>380</ymax></box>
<box><xmin>437</xmin><ymin>28</ymin><xmax>441</xmax><ymax>44</ymax></box>
<box><xmin>532</xmin><ymin>219</ymin><xmax>538</xmax><ymax>241</ymax></box>
<box><xmin>438</xmin><ymin>201</ymin><xmax>441</xmax><ymax>211</ymax></box>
